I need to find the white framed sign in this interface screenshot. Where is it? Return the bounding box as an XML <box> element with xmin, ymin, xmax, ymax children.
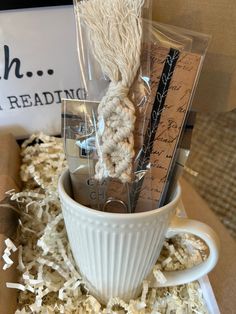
<box><xmin>0</xmin><ymin>2</ymin><xmax>85</xmax><ymax>138</ymax></box>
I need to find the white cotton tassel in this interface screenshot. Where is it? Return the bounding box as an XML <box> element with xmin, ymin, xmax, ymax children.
<box><xmin>77</xmin><ymin>0</ymin><xmax>144</xmax><ymax>183</ymax></box>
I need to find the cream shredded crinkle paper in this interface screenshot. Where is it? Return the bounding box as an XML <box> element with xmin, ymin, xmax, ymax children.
<box><xmin>2</xmin><ymin>133</ymin><xmax>209</xmax><ymax>313</ymax></box>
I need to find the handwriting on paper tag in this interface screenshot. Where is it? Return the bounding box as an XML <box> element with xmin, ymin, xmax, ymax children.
<box><xmin>135</xmin><ymin>46</ymin><xmax>202</xmax><ymax>211</ymax></box>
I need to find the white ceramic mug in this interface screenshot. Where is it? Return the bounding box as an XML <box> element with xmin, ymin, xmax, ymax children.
<box><xmin>58</xmin><ymin>169</ymin><xmax>220</xmax><ymax>304</ymax></box>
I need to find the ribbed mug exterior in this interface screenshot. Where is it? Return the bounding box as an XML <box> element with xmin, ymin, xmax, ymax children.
<box><xmin>58</xmin><ymin>170</ymin><xmax>180</xmax><ymax>304</ymax></box>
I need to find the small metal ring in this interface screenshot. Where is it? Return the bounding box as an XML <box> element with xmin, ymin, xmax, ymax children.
<box><xmin>103</xmin><ymin>198</ymin><xmax>128</xmax><ymax>212</ymax></box>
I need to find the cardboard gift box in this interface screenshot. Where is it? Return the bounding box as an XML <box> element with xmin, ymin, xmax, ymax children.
<box><xmin>0</xmin><ymin>133</ymin><xmax>21</xmax><ymax>314</ymax></box>
<box><xmin>1</xmin><ymin>2</ymin><xmax>236</xmax><ymax>313</ymax></box>
<box><xmin>1</xmin><ymin>133</ymin><xmax>236</xmax><ymax>313</ymax></box>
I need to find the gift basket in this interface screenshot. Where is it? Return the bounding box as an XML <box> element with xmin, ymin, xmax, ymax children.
<box><xmin>0</xmin><ymin>1</ymin><xmax>221</xmax><ymax>313</ymax></box>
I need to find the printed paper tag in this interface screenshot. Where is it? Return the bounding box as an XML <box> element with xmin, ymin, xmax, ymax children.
<box><xmin>134</xmin><ymin>45</ymin><xmax>202</xmax><ymax>210</ymax></box>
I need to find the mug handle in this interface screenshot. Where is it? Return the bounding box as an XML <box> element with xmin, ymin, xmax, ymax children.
<box><xmin>152</xmin><ymin>216</ymin><xmax>220</xmax><ymax>287</ymax></box>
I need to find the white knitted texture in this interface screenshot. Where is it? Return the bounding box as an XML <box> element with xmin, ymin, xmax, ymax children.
<box><xmin>77</xmin><ymin>0</ymin><xmax>144</xmax><ymax>183</ymax></box>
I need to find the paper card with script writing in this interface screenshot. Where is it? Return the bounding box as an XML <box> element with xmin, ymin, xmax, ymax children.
<box><xmin>134</xmin><ymin>45</ymin><xmax>202</xmax><ymax>211</ymax></box>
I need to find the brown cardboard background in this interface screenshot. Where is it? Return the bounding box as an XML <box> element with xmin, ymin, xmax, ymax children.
<box><xmin>153</xmin><ymin>0</ymin><xmax>236</xmax><ymax>112</ymax></box>
<box><xmin>0</xmin><ymin>235</ymin><xmax>18</xmax><ymax>314</ymax></box>
<box><xmin>0</xmin><ymin>134</ymin><xmax>21</xmax><ymax>314</ymax></box>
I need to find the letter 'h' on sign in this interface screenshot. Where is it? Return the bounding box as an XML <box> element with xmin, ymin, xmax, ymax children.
<box><xmin>0</xmin><ymin>5</ymin><xmax>85</xmax><ymax>138</ymax></box>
